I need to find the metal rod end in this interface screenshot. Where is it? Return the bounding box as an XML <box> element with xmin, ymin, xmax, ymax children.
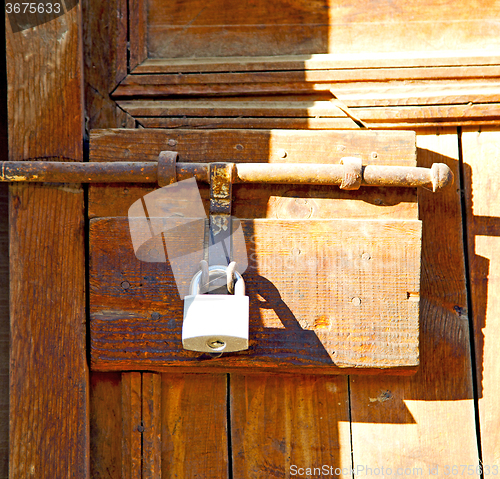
<box><xmin>339</xmin><ymin>157</ymin><xmax>362</xmax><ymax>190</ymax></box>
<box><xmin>431</xmin><ymin>163</ymin><xmax>454</xmax><ymax>192</ymax></box>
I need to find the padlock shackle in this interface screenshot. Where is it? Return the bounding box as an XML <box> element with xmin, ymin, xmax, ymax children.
<box><xmin>189</xmin><ymin>265</ymin><xmax>245</xmax><ymax>296</ymax></box>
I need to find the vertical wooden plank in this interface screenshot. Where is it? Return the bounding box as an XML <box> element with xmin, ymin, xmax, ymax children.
<box><xmin>161</xmin><ymin>374</ymin><xmax>229</xmax><ymax>479</ymax></box>
<box><xmin>461</xmin><ymin>127</ymin><xmax>500</xmax><ymax>467</ymax></box>
<box><xmin>129</xmin><ymin>0</ymin><xmax>148</xmax><ymax>70</ymax></box>
<box><xmin>0</xmin><ymin>184</ymin><xmax>8</xmax><ymax>479</ymax></box>
<box><xmin>0</xmin><ymin>11</ymin><xmax>8</xmax><ymax>475</ymax></box>
<box><xmin>143</xmin><ymin>372</ymin><xmax>162</xmax><ymax>478</ymax></box>
<box><xmin>6</xmin><ymin>4</ymin><xmax>88</xmax><ymax>478</ymax></box>
<box><xmin>349</xmin><ymin>129</ymin><xmax>479</xmax><ymax>475</ymax></box>
<box><xmin>90</xmin><ymin>372</ymin><xmax>123</xmax><ymax>478</ymax></box>
<box><xmin>230</xmin><ymin>375</ymin><xmax>351</xmax><ymax>478</ymax></box>
<box><xmin>122</xmin><ymin>372</ymin><xmax>142</xmax><ymax>479</ymax></box>
<box><xmin>83</xmin><ymin>0</ymin><xmax>134</xmax><ymax>476</ymax></box>
<box><xmin>83</xmin><ymin>0</ymin><xmax>134</xmax><ymax>130</ymax></box>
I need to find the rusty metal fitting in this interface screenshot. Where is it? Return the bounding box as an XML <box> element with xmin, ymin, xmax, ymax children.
<box><xmin>209</xmin><ymin>162</ymin><xmax>234</xmax><ymax>216</ymax></box>
<box><xmin>157</xmin><ymin>150</ymin><xmax>178</xmax><ymax>186</ymax></box>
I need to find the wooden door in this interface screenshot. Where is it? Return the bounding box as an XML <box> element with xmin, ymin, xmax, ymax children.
<box><xmin>5</xmin><ymin>0</ymin><xmax>500</xmax><ymax>477</ymax></box>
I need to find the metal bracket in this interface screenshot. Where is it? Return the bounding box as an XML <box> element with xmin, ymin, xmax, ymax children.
<box><xmin>207</xmin><ymin>162</ymin><xmax>234</xmax><ymax>279</ymax></box>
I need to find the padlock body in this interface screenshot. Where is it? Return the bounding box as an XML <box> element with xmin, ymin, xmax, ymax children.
<box><xmin>182</xmin><ymin>294</ymin><xmax>249</xmax><ymax>353</ymax></box>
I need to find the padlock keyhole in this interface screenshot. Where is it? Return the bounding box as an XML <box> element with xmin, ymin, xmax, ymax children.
<box><xmin>207</xmin><ymin>338</ymin><xmax>227</xmax><ymax>351</ymax></box>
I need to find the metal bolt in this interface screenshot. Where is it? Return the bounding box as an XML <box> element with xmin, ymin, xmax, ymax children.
<box><xmin>371</xmin><ymin>152</ymin><xmax>378</xmax><ymax>159</ymax></box>
<box><xmin>291</xmin><ymin>247</ymin><xmax>301</xmax><ymax>256</ymax></box>
<box><xmin>121</xmin><ymin>281</ymin><xmax>130</xmax><ymax>290</ymax></box>
<box><xmin>168</xmin><ymin>139</ymin><xmax>177</xmax><ymax>146</ymax></box>
<box><xmin>235</xmin><ymin>144</ymin><xmax>244</xmax><ymax>151</ymax></box>
<box><xmin>352</xmin><ymin>297</ymin><xmax>361</xmax><ymax>306</ymax></box>
<box><xmin>151</xmin><ymin>312</ymin><xmax>160</xmax><ymax>320</ymax></box>
<box><xmin>137</xmin><ymin>425</ymin><xmax>145</xmax><ymax>433</ymax></box>
<box><xmin>337</xmin><ymin>145</ymin><xmax>346</xmax><ymax>152</ymax></box>
<box><xmin>362</xmin><ymin>253</ymin><xmax>371</xmax><ymax>261</ymax></box>
<box><xmin>277</xmin><ymin>148</ymin><xmax>287</xmax><ymax>158</ymax></box>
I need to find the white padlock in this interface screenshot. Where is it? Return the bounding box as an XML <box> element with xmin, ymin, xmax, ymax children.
<box><xmin>182</xmin><ymin>265</ymin><xmax>249</xmax><ymax>353</ymax></box>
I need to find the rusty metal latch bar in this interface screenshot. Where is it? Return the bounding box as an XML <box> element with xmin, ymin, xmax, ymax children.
<box><xmin>0</xmin><ymin>156</ymin><xmax>453</xmax><ymax>192</ymax></box>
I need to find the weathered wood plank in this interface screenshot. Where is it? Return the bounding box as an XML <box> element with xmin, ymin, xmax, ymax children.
<box><xmin>461</xmin><ymin>127</ymin><xmax>500</xmax><ymax>467</ymax></box>
<box><xmin>113</xmin><ymin>79</ymin><xmax>500</xmax><ymax>99</ymax></box>
<box><xmin>89</xmin><ymin>181</ymin><xmax>417</xmax><ymax>220</ymax></box>
<box><xmin>90</xmin><ymin>218</ymin><xmax>421</xmax><ymax>372</ymax></box>
<box><xmin>89</xmin><ymin>128</ymin><xmax>416</xmax><ymax>164</ymax></box>
<box><xmin>117</xmin><ymin>90</ymin><xmax>500</xmax><ymax>116</ymax></box>
<box><xmin>6</xmin><ymin>5</ymin><xmax>89</xmax><ymax>477</ymax></box>
<box><xmin>134</xmin><ymin>116</ymin><xmax>500</xmax><ymax>131</ymax></box>
<box><xmin>129</xmin><ymin>0</ymin><xmax>148</xmax><ymax>70</ymax></box>
<box><xmin>119</xmin><ymin>100</ymin><xmax>346</xmax><ymax>118</ymax></box>
<box><xmin>160</xmin><ymin>374</ymin><xmax>229</xmax><ymax>478</ymax></box>
<box><xmin>82</xmin><ymin>0</ymin><xmax>134</xmax><ymax>130</ymax></box>
<box><xmin>118</xmin><ymin>65</ymin><xmax>500</xmax><ymax>88</ymax></box>
<box><xmin>122</xmin><ymin>372</ymin><xmax>142</xmax><ymax>479</ymax></box>
<box><xmin>135</xmin><ymin>51</ymin><xmax>500</xmax><ymax>74</ymax></box>
<box><xmin>349</xmin><ymin>129</ymin><xmax>479</xmax><ymax>475</ymax></box>
<box><xmin>230</xmin><ymin>374</ymin><xmax>351</xmax><ymax>478</ymax></box>
<box><xmin>0</xmin><ymin>183</ymin><xmax>8</xmax><ymax>479</ymax></box>
<box><xmin>116</xmin><ymin>100</ymin><xmax>500</xmax><ymax>130</ymax></box>
<box><xmin>142</xmin><ymin>372</ymin><xmax>162</xmax><ymax>478</ymax></box>
<box><xmin>0</xmin><ymin>35</ymin><xmax>8</xmax><ymax>476</ymax></box>
<box><xmin>147</xmin><ymin>0</ymin><xmax>500</xmax><ymax>58</ymax></box>
<box><xmin>90</xmin><ymin>372</ymin><xmax>123</xmax><ymax>478</ymax></box>
<box><xmin>114</xmin><ymin>81</ymin><xmax>500</xmax><ymax>107</ymax></box>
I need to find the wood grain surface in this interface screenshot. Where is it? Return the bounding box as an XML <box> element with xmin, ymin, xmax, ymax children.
<box><xmin>122</xmin><ymin>372</ymin><xmax>142</xmax><ymax>479</ymax></box>
<box><xmin>115</xmin><ymin>98</ymin><xmax>500</xmax><ymax>131</ymax></box>
<box><xmin>146</xmin><ymin>0</ymin><xmax>500</xmax><ymax>58</ymax></box>
<box><xmin>116</xmin><ymin>0</ymin><xmax>500</xmax><ymax>129</ymax></box>
<box><xmin>82</xmin><ymin>0</ymin><xmax>135</xmax><ymax>130</ymax></box>
<box><xmin>142</xmin><ymin>372</ymin><xmax>162</xmax><ymax>478</ymax></box>
<box><xmin>90</xmin><ymin>372</ymin><xmax>123</xmax><ymax>478</ymax></box>
<box><xmin>160</xmin><ymin>374</ymin><xmax>229</xmax><ymax>478</ymax></box>
<box><xmin>129</xmin><ymin>116</ymin><xmax>500</xmax><ymax>131</ymax></box>
<box><xmin>0</xmin><ymin>185</ymin><xmax>8</xmax><ymax>479</ymax></box>
<box><xmin>134</xmin><ymin>52</ymin><xmax>500</xmax><ymax>74</ymax></box>
<box><xmin>129</xmin><ymin>0</ymin><xmax>148</xmax><ymax>70</ymax></box>
<box><xmin>230</xmin><ymin>374</ymin><xmax>351</xmax><ymax>478</ymax></box>
<box><xmin>349</xmin><ymin>130</ymin><xmax>480</xmax><ymax>475</ymax></box>
<box><xmin>461</xmin><ymin>128</ymin><xmax>500</xmax><ymax>468</ymax></box>
<box><xmin>90</xmin><ymin>218</ymin><xmax>421</xmax><ymax>372</ymax></box>
<box><xmin>0</xmin><ymin>13</ymin><xmax>7</xmax><ymax>474</ymax></box>
<box><xmin>6</xmin><ymin>5</ymin><xmax>89</xmax><ymax>478</ymax></box>
<box><xmin>89</xmin><ymin>128</ymin><xmax>416</xmax><ymax>164</ymax></box>
<box><xmin>7</xmin><ymin>0</ymin><xmax>495</xmax><ymax>473</ymax></box>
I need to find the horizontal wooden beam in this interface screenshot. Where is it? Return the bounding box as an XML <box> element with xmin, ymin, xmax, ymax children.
<box><xmin>133</xmin><ymin>51</ymin><xmax>500</xmax><ymax>74</ymax></box>
<box><xmin>90</xmin><ymin>218</ymin><xmax>421</xmax><ymax>374</ymax></box>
